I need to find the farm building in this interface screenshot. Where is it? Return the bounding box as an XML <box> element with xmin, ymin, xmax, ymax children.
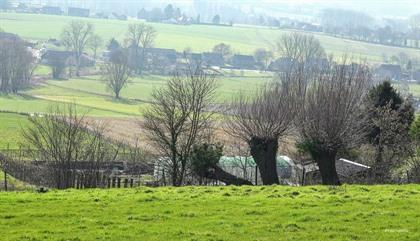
<box><xmin>68</xmin><ymin>7</ymin><xmax>90</xmax><ymax>17</ymax></box>
<box><xmin>231</xmin><ymin>54</ymin><xmax>256</xmax><ymax>70</ymax></box>
<box><xmin>268</xmin><ymin>57</ymin><xmax>295</xmax><ymax>72</ymax></box>
<box><xmin>41</xmin><ymin>6</ymin><xmax>62</xmax><ymax>15</ymax></box>
<box><xmin>375</xmin><ymin>64</ymin><xmax>402</xmax><ymax>81</ymax></box>
<box><xmin>202</xmin><ymin>52</ymin><xmax>225</xmax><ymax>67</ymax></box>
<box><xmin>413</xmin><ymin>70</ymin><xmax>420</xmax><ymax>81</ymax></box>
<box><xmin>42</xmin><ymin>50</ymin><xmax>94</xmax><ymax>67</ymax></box>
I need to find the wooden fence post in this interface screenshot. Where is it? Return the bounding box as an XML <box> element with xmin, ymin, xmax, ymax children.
<box><xmin>255</xmin><ymin>166</ymin><xmax>258</xmax><ymax>185</ymax></box>
<box><xmin>124</xmin><ymin>178</ymin><xmax>128</xmax><ymax>188</ymax></box>
<box><xmin>112</xmin><ymin>177</ymin><xmax>116</xmax><ymax>188</ymax></box>
<box><xmin>107</xmin><ymin>178</ymin><xmax>111</xmax><ymax>188</ymax></box>
<box><xmin>130</xmin><ymin>179</ymin><xmax>134</xmax><ymax>188</ymax></box>
<box><xmin>3</xmin><ymin>170</ymin><xmax>8</xmax><ymax>192</ymax></box>
<box><xmin>117</xmin><ymin>178</ymin><xmax>121</xmax><ymax>188</ymax></box>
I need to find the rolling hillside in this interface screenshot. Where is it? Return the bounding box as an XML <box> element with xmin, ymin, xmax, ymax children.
<box><xmin>1</xmin><ymin>12</ymin><xmax>420</xmax><ymax>62</ymax></box>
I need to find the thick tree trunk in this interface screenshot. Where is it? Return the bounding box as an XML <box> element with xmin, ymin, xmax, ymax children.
<box><xmin>373</xmin><ymin>144</ymin><xmax>387</xmax><ymax>183</ymax></box>
<box><xmin>312</xmin><ymin>151</ymin><xmax>341</xmax><ymax>185</ymax></box>
<box><xmin>205</xmin><ymin>166</ymin><xmax>253</xmax><ymax>186</ymax></box>
<box><xmin>249</xmin><ymin>137</ymin><xmax>280</xmax><ymax>185</ymax></box>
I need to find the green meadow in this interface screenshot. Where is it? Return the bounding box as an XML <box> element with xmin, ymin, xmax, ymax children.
<box><xmin>1</xmin><ymin>12</ymin><xmax>420</xmax><ymax>62</ymax></box>
<box><xmin>0</xmin><ymin>185</ymin><xmax>419</xmax><ymax>241</ymax></box>
<box><xmin>0</xmin><ymin>71</ymin><xmax>269</xmax><ymax>116</ymax></box>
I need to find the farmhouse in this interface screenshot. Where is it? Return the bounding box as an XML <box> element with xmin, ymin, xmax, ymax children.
<box><xmin>109</xmin><ymin>13</ymin><xmax>128</xmax><ymax>21</ymax></box>
<box><xmin>41</xmin><ymin>6</ymin><xmax>62</xmax><ymax>15</ymax></box>
<box><xmin>202</xmin><ymin>52</ymin><xmax>224</xmax><ymax>67</ymax></box>
<box><xmin>0</xmin><ymin>32</ymin><xmax>22</xmax><ymax>42</ymax></box>
<box><xmin>68</xmin><ymin>7</ymin><xmax>90</xmax><ymax>18</ymax></box>
<box><xmin>231</xmin><ymin>54</ymin><xmax>256</xmax><ymax>70</ymax></box>
<box><xmin>375</xmin><ymin>64</ymin><xmax>402</xmax><ymax>81</ymax></box>
<box><xmin>268</xmin><ymin>57</ymin><xmax>295</xmax><ymax>72</ymax></box>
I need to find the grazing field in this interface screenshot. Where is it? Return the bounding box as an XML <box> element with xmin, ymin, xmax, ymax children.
<box><xmin>0</xmin><ymin>72</ymin><xmax>269</xmax><ymax>117</ymax></box>
<box><xmin>0</xmin><ymin>170</ymin><xmax>33</xmax><ymax>191</ymax></box>
<box><xmin>1</xmin><ymin>12</ymin><xmax>420</xmax><ymax>62</ymax></box>
<box><xmin>0</xmin><ymin>73</ymin><xmax>269</xmax><ymax>148</ymax></box>
<box><xmin>0</xmin><ymin>113</ymin><xmax>30</xmax><ymax>149</ymax></box>
<box><xmin>0</xmin><ymin>185</ymin><xmax>419</xmax><ymax>240</ymax></box>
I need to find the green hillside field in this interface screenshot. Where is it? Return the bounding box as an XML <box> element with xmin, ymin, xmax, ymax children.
<box><xmin>1</xmin><ymin>12</ymin><xmax>420</xmax><ymax>62</ymax></box>
<box><xmin>0</xmin><ymin>185</ymin><xmax>419</xmax><ymax>241</ymax></box>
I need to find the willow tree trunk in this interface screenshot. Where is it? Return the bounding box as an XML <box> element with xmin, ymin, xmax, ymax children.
<box><xmin>313</xmin><ymin>151</ymin><xmax>341</xmax><ymax>185</ymax></box>
<box><xmin>249</xmin><ymin>137</ymin><xmax>280</xmax><ymax>185</ymax></box>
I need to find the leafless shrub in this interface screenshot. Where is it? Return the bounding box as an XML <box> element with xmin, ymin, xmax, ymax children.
<box><xmin>22</xmin><ymin>104</ymin><xmax>120</xmax><ymax>189</ymax></box>
<box><xmin>101</xmin><ymin>49</ymin><xmax>132</xmax><ymax>99</ymax></box>
<box><xmin>142</xmin><ymin>64</ymin><xmax>217</xmax><ymax>186</ymax></box>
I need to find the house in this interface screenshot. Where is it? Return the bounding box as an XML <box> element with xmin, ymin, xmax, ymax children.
<box><xmin>202</xmin><ymin>52</ymin><xmax>224</xmax><ymax>67</ymax></box>
<box><xmin>42</xmin><ymin>6</ymin><xmax>62</xmax><ymax>15</ymax></box>
<box><xmin>145</xmin><ymin>48</ymin><xmax>178</xmax><ymax>74</ymax></box>
<box><xmin>186</xmin><ymin>53</ymin><xmax>203</xmax><ymax>63</ymax></box>
<box><xmin>68</xmin><ymin>7</ymin><xmax>90</xmax><ymax>17</ymax></box>
<box><xmin>0</xmin><ymin>32</ymin><xmax>21</xmax><ymax>42</ymax></box>
<box><xmin>375</xmin><ymin>64</ymin><xmax>402</xmax><ymax>81</ymax></box>
<box><xmin>146</xmin><ymin>48</ymin><xmax>178</xmax><ymax>63</ymax></box>
<box><xmin>268</xmin><ymin>57</ymin><xmax>295</xmax><ymax>72</ymax></box>
<box><xmin>42</xmin><ymin>50</ymin><xmax>94</xmax><ymax>68</ymax></box>
<box><xmin>413</xmin><ymin>70</ymin><xmax>420</xmax><ymax>81</ymax></box>
<box><xmin>231</xmin><ymin>55</ymin><xmax>256</xmax><ymax>69</ymax></box>
<box><xmin>109</xmin><ymin>12</ymin><xmax>127</xmax><ymax>21</ymax></box>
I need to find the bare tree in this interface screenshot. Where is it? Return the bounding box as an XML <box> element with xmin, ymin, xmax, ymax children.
<box><xmin>89</xmin><ymin>34</ymin><xmax>103</xmax><ymax>61</ymax></box>
<box><xmin>101</xmin><ymin>49</ymin><xmax>132</xmax><ymax>99</ymax></box>
<box><xmin>225</xmin><ymin>71</ymin><xmax>306</xmax><ymax>185</ymax></box>
<box><xmin>276</xmin><ymin>32</ymin><xmax>325</xmax><ymax>62</ymax></box>
<box><xmin>0</xmin><ymin>36</ymin><xmax>36</xmax><ymax>93</ymax></box>
<box><xmin>254</xmin><ymin>48</ymin><xmax>274</xmax><ymax>71</ymax></box>
<box><xmin>297</xmin><ymin>59</ymin><xmax>372</xmax><ymax>185</ymax></box>
<box><xmin>125</xmin><ymin>23</ymin><xmax>156</xmax><ymax>74</ymax></box>
<box><xmin>22</xmin><ymin>104</ymin><xmax>119</xmax><ymax>189</ymax></box>
<box><xmin>142</xmin><ymin>64</ymin><xmax>217</xmax><ymax>186</ymax></box>
<box><xmin>61</xmin><ymin>21</ymin><xmax>94</xmax><ymax>76</ymax></box>
<box><xmin>212</xmin><ymin>43</ymin><xmax>232</xmax><ymax>61</ymax></box>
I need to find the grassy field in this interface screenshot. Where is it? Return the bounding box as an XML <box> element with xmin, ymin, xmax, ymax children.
<box><xmin>0</xmin><ymin>113</ymin><xmax>30</xmax><ymax>149</ymax></box>
<box><xmin>0</xmin><ymin>72</ymin><xmax>269</xmax><ymax>117</ymax></box>
<box><xmin>0</xmin><ymin>185</ymin><xmax>419</xmax><ymax>240</ymax></box>
<box><xmin>1</xmin><ymin>12</ymin><xmax>420</xmax><ymax>62</ymax></box>
<box><xmin>0</xmin><ymin>170</ymin><xmax>33</xmax><ymax>191</ymax></box>
<box><xmin>0</xmin><ymin>72</ymin><xmax>269</xmax><ymax>148</ymax></box>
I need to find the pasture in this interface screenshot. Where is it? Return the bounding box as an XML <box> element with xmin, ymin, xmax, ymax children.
<box><xmin>0</xmin><ymin>185</ymin><xmax>419</xmax><ymax>240</ymax></box>
<box><xmin>0</xmin><ymin>72</ymin><xmax>270</xmax><ymax>148</ymax></box>
<box><xmin>1</xmin><ymin>12</ymin><xmax>420</xmax><ymax>62</ymax></box>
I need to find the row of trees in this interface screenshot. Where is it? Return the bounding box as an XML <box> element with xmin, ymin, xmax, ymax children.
<box><xmin>55</xmin><ymin>21</ymin><xmax>157</xmax><ymax>98</ymax></box>
<box><xmin>143</xmin><ymin>33</ymin><xmax>418</xmax><ymax>186</ymax></box>
<box><xmin>321</xmin><ymin>9</ymin><xmax>420</xmax><ymax>49</ymax></box>
<box><xmin>0</xmin><ymin>32</ymin><xmax>36</xmax><ymax>93</ymax></box>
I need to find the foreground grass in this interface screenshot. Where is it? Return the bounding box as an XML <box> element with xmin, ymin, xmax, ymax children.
<box><xmin>0</xmin><ymin>185</ymin><xmax>419</xmax><ymax>241</ymax></box>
